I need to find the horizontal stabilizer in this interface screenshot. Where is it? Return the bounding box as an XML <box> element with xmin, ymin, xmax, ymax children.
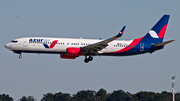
<box><xmin>152</xmin><ymin>40</ymin><xmax>175</xmax><ymax>47</ymax></box>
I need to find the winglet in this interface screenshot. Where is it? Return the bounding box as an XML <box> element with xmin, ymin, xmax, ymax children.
<box><xmin>116</xmin><ymin>26</ymin><xmax>126</xmax><ymax>37</ymax></box>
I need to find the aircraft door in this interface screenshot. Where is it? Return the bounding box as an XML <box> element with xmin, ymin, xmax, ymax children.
<box><xmin>110</xmin><ymin>43</ymin><xmax>113</xmax><ymax>49</ymax></box>
<box><xmin>23</xmin><ymin>39</ymin><xmax>28</xmax><ymax>47</ymax></box>
<box><xmin>140</xmin><ymin>43</ymin><xmax>144</xmax><ymax>51</ymax></box>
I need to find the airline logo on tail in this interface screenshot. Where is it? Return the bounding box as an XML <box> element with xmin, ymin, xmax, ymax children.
<box><xmin>142</xmin><ymin>15</ymin><xmax>169</xmax><ymax>43</ymax></box>
<box><xmin>149</xmin><ymin>24</ymin><xmax>168</xmax><ymax>38</ymax></box>
<box><xmin>43</xmin><ymin>40</ymin><xmax>58</xmax><ymax>49</ymax></box>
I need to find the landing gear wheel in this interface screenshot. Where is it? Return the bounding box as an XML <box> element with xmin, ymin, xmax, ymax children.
<box><xmin>19</xmin><ymin>55</ymin><xmax>22</xmax><ymax>59</ymax></box>
<box><xmin>88</xmin><ymin>56</ymin><xmax>93</xmax><ymax>61</ymax></box>
<box><xmin>84</xmin><ymin>58</ymin><xmax>89</xmax><ymax>63</ymax></box>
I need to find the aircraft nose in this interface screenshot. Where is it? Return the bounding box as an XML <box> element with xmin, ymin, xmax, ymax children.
<box><xmin>4</xmin><ymin>43</ymin><xmax>11</xmax><ymax>49</ymax></box>
<box><xmin>4</xmin><ymin>44</ymin><xmax>7</xmax><ymax>48</ymax></box>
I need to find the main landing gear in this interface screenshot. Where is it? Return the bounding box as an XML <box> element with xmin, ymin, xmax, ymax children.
<box><xmin>84</xmin><ymin>56</ymin><xmax>93</xmax><ymax>63</ymax></box>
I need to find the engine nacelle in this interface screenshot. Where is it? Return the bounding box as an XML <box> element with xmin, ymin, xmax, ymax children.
<box><xmin>67</xmin><ymin>47</ymin><xmax>82</xmax><ymax>56</ymax></box>
<box><xmin>60</xmin><ymin>54</ymin><xmax>76</xmax><ymax>59</ymax></box>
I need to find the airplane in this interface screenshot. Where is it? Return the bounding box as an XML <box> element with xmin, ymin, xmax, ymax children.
<box><xmin>4</xmin><ymin>15</ymin><xmax>174</xmax><ymax>63</ymax></box>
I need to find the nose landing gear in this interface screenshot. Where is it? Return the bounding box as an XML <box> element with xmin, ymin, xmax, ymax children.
<box><xmin>13</xmin><ymin>51</ymin><xmax>22</xmax><ymax>59</ymax></box>
<box><xmin>19</xmin><ymin>54</ymin><xmax>22</xmax><ymax>59</ymax></box>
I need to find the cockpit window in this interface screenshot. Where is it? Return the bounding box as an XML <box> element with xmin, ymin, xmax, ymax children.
<box><xmin>11</xmin><ymin>40</ymin><xmax>18</xmax><ymax>43</ymax></box>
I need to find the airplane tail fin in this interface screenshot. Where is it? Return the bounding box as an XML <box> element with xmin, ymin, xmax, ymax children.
<box><xmin>142</xmin><ymin>15</ymin><xmax>170</xmax><ymax>43</ymax></box>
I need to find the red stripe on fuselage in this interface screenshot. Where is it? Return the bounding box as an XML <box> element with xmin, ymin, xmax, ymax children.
<box><xmin>158</xmin><ymin>24</ymin><xmax>167</xmax><ymax>38</ymax></box>
<box><xmin>108</xmin><ymin>37</ymin><xmax>144</xmax><ymax>54</ymax></box>
<box><xmin>49</xmin><ymin>40</ymin><xmax>58</xmax><ymax>48</ymax></box>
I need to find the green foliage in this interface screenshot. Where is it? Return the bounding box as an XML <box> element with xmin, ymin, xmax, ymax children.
<box><xmin>41</xmin><ymin>93</ymin><xmax>54</xmax><ymax>101</ymax></box>
<box><xmin>72</xmin><ymin>90</ymin><xmax>96</xmax><ymax>101</ymax></box>
<box><xmin>134</xmin><ymin>91</ymin><xmax>172</xmax><ymax>101</ymax></box>
<box><xmin>106</xmin><ymin>90</ymin><xmax>135</xmax><ymax>101</ymax></box>
<box><xmin>1</xmin><ymin>89</ymin><xmax>178</xmax><ymax>101</ymax></box>
<box><xmin>53</xmin><ymin>92</ymin><xmax>71</xmax><ymax>101</ymax></box>
<box><xmin>41</xmin><ymin>92</ymin><xmax>71</xmax><ymax>101</ymax></box>
<box><xmin>96</xmin><ymin>88</ymin><xmax>108</xmax><ymax>101</ymax></box>
<box><xmin>19</xmin><ymin>96</ymin><xmax>37</xmax><ymax>101</ymax></box>
<box><xmin>175</xmin><ymin>92</ymin><xmax>180</xmax><ymax>101</ymax></box>
<box><xmin>0</xmin><ymin>94</ymin><xmax>13</xmax><ymax>101</ymax></box>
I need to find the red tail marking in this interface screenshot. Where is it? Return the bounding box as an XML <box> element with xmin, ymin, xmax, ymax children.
<box><xmin>158</xmin><ymin>24</ymin><xmax>167</xmax><ymax>38</ymax></box>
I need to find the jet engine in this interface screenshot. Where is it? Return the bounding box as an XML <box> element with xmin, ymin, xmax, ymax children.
<box><xmin>66</xmin><ymin>47</ymin><xmax>82</xmax><ymax>56</ymax></box>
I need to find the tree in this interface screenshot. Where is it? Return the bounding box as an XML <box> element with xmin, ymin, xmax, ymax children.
<box><xmin>107</xmin><ymin>90</ymin><xmax>135</xmax><ymax>101</ymax></box>
<box><xmin>175</xmin><ymin>92</ymin><xmax>180</xmax><ymax>101</ymax></box>
<box><xmin>19</xmin><ymin>96</ymin><xmax>36</xmax><ymax>101</ymax></box>
<box><xmin>41</xmin><ymin>92</ymin><xmax>71</xmax><ymax>101</ymax></box>
<box><xmin>160</xmin><ymin>91</ymin><xmax>172</xmax><ymax>101</ymax></box>
<box><xmin>0</xmin><ymin>94</ymin><xmax>13</xmax><ymax>101</ymax></box>
<box><xmin>41</xmin><ymin>93</ymin><xmax>54</xmax><ymax>101</ymax></box>
<box><xmin>72</xmin><ymin>90</ymin><xmax>96</xmax><ymax>101</ymax></box>
<box><xmin>96</xmin><ymin>88</ymin><xmax>107</xmax><ymax>101</ymax></box>
<box><xmin>53</xmin><ymin>92</ymin><xmax>71</xmax><ymax>101</ymax></box>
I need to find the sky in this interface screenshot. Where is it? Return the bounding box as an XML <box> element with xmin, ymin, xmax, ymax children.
<box><xmin>0</xmin><ymin>0</ymin><xmax>180</xmax><ymax>100</ymax></box>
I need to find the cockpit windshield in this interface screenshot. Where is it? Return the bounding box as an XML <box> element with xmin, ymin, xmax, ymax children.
<box><xmin>11</xmin><ymin>40</ymin><xmax>18</xmax><ymax>43</ymax></box>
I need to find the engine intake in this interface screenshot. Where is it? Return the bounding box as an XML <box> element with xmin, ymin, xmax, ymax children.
<box><xmin>67</xmin><ymin>47</ymin><xmax>82</xmax><ymax>56</ymax></box>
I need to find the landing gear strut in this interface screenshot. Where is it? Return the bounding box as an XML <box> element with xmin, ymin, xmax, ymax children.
<box><xmin>84</xmin><ymin>56</ymin><xmax>93</xmax><ymax>63</ymax></box>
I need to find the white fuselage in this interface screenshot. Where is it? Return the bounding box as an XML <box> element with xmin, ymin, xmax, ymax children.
<box><xmin>5</xmin><ymin>37</ymin><xmax>133</xmax><ymax>55</ymax></box>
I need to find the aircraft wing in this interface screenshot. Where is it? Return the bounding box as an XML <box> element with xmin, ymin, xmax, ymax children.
<box><xmin>82</xmin><ymin>26</ymin><xmax>126</xmax><ymax>54</ymax></box>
